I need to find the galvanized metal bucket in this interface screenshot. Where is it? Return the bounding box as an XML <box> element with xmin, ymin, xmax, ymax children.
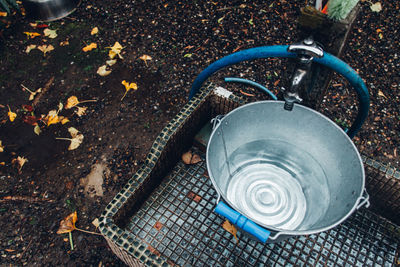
<box><xmin>207</xmin><ymin>101</ymin><xmax>369</xmax><ymax>243</ymax></box>
<box><xmin>23</xmin><ymin>0</ymin><xmax>80</xmax><ymax>21</ymax></box>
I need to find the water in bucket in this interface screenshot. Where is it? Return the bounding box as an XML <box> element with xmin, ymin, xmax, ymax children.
<box><xmin>220</xmin><ymin>139</ymin><xmax>330</xmax><ymax>231</ymax></box>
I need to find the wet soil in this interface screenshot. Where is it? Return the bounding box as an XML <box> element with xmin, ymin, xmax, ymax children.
<box><xmin>0</xmin><ymin>0</ymin><xmax>399</xmax><ymax>265</ymax></box>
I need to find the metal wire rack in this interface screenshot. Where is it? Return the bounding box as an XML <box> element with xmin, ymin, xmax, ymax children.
<box><xmin>125</xmin><ymin>149</ymin><xmax>399</xmax><ymax>267</ymax></box>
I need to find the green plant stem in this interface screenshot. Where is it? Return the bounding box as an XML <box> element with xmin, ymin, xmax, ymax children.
<box><xmin>69</xmin><ymin>232</ymin><xmax>74</xmax><ymax>250</ymax></box>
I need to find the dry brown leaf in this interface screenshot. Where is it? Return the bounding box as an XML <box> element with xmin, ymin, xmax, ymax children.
<box><xmin>0</xmin><ymin>140</ymin><xmax>4</xmax><ymax>152</ymax></box>
<box><xmin>82</xmin><ymin>43</ymin><xmax>97</xmax><ymax>52</ymax></box>
<box><xmin>57</xmin><ymin>211</ymin><xmax>77</xmax><ymax>234</ymax></box>
<box><xmin>190</xmin><ymin>154</ymin><xmax>202</xmax><ymax>164</ymax></box>
<box><xmin>182</xmin><ymin>151</ymin><xmax>202</xmax><ymax>164</ymax></box>
<box><xmin>0</xmin><ymin>11</ymin><xmax>7</xmax><ymax>17</ymax></box>
<box><xmin>222</xmin><ymin>220</ymin><xmax>238</xmax><ymax>244</ymax></box>
<box><xmin>378</xmin><ymin>90</ymin><xmax>386</xmax><ymax>98</ymax></box>
<box><xmin>97</xmin><ymin>65</ymin><xmax>111</xmax><ymax>76</ymax></box>
<box><xmin>43</xmin><ymin>28</ymin><xmax>57</xmax><ymax>38</ymax></box>
<box><xmin>37</xmin><ymin>44</ymin><xmax>54</xmax><ymax>55</ymax></box>
<box><xmin>182</xmin><ymin>151</ymin><xmax>192</xmax><ymax>164</ymax></box>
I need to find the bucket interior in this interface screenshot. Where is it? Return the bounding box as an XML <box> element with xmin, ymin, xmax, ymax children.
<box><xmin>207</xmin><ymin>101</ymin><xmax>364</xmax><ymax>233</ymax></box>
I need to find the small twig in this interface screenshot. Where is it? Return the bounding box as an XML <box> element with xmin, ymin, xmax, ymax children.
<box><xmin>19</xmin><ymin>238</ymin><xmax>33</xmax><ymax>259</ymax></box>
<box><xmin>120</xmin><ymin>91</ymin><xmax>128</xmax><ymax>101</ymax></box>
<box><xmin>75</xmin><ymin>227</ymin><xmax>102</xmax><ymax>236</ymax></box>
<box><xmin>55</xmin><ymin>137</ymin><xmax>72</xmax><ymax>141</ymax></box>
<box><xmin>21</xmin><ymin>84</ymin><xmax>35</xmax><ymax>94</ymax></box>
<box><xmin>0</xmin><ymin>196</ymin><xmax>55</xmax><ymax>203</ymax></box>
<box><xmin>32</xmin><ymin>76</ymin><xmax>55</xmax><ymax>108</ymax></box>
<box><xmin>77</xmin><ymin>99</ymin><xmax>98</xmax><ymax>104</ymax></box>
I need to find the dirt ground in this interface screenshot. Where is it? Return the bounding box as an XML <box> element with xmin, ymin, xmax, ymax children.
<box><xmin>0</xmin><ymin>0</ymin><xmax>399</xmax><ymax>266</ymax></box>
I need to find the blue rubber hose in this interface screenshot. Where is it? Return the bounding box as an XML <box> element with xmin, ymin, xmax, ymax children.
<box><xmin>224</xmin><ymin>77</ymin><xmax>278</xmax><ymax>100</ymax></box>
<box><xmin>189</xmin><ymin>45</ymin><xmax>369</xmax><ymax>138</ymax></box>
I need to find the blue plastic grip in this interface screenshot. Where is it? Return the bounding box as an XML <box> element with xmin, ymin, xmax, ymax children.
<box><xmin>189</xmin><ymin>45</ymin><xmax>369</xmax><ymax>138</ymax></box>
<box><xmin>215</xmin><ymin>202</ymin><xmax>271</xmax><ymax>243</ymax></box>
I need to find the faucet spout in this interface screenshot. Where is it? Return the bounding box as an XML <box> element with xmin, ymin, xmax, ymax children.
<box><xmin>283</xmin><ymin>37</ymin><xmax>324</xmax><ymax>111</ymax></box>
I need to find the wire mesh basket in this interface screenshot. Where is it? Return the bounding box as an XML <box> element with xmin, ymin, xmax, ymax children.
<box><xmin>99</xmin><ymin>83</ymin><xmax>400</xmax><ymax>266</ymax></box>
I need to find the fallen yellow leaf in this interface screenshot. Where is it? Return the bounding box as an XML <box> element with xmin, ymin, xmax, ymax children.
<box><xmin>378</xmin><ymin>90</ymin><xmax>386</xmax><ymax>98</ymax></box>
<box><xmin>65</xmin><ymin>96</ymin><xmax>79</xmax><ymax>109</ymax></box>
<box><xmin>222</xmin><ymin>220</ymin><xmax>239</xmax><ymax>244</ymax></box>
<box><xmin>97</xmin><ymin>65</ymin><xmax>111</xmax><ymax>76</ymax></box>
<box><xmin>106</xmin><ymin>59</ymin><xmax>117</xmax><ymax>66</ymax></box>
<box><xmin>60</xmin><ymin>40</ymin><xmax>69</xmax><ymax>46</ymax></box>
<box><xmin>12</xmin><ymin>156</ymin><xmax>27</xmax><ymax>171</ymax></box>
<box><xmin>34</xmin><ymin>125</ymin><xmax>41</xmax><ymax>135</ymax></box>
<box><xmin>25</xmin><ymin>44</ymin><xmax>37</xmax><ymax>53</ymax></box>
<box><xmin>43</xmin><ymin>28</ymin><xmax>57</xmax><ymax>38</ymax></box>
<box><xmin>56</xmin><ymin>127</ymin><xmax>84</xmax><ymax>150</ymax></box>
<box><xmin>82</xmin><ymin>43</ymin><xmax>97</xmax><ymax>52</ymax></box>
<box><xmin>75</xmin><ymin>106</ymin><xmax>87</xmax><ymax>117</ymax></box>
<box><xmin>37</xmin><ymin>44</ymin><xmax>54</xmax><ymax>55</ymax></box>
<box><xmin>91</xmin><ymin>27</ymin><xmax>99</xmax><ymax>35</ymax></box>
<box><xmin>61</xmin><ymin>118</ymin><xmax>70</xmax><ymax>124</ymax></box>
<box><xmin>139</xmin><ymin>54</ymin><xmax>152</xmax><ymax>66</ymax></box>
<box><xmin>92</xmin><ymin>218</ymin><xmax>100</xmax><ymax>228</ymax></box>
<box><xmin>0</xmin><ymin>12</ymin><xmax>8</xmax><ymax>17</ymax></box>
<box><xmin>107</xmin><ymin>42</ymin><xmax>123</xmax><ymax>59</ymax></box>
<box><xmin>0</xmin><ymin>140</ymin><xmax>4</xmax><ymax>152</ymax></box>
<box><xmin>45</xmin><ymin>110</ymin><xmax>62</xmax><ymax>126</ymax></box>
<box><xmin>68</xmin><ymin>127</ymin><xmax>84</xmax><ymax>150</ymax></box>
<box><xmin>121</xmin><ymin>80</ymin><xmax>138</xmax><ymax>100</ymax></box>
<box><xmin>57</xmin><ymin>211</ymin><xmax>77</xmax><ymax>234</ymax></box>
<box><xmin>24</xmin><ymin>32</ymin><xmax>41</xmax><ymax>38</ymax></box>
<box><xmin>7</xmin><ymin>105</ymin><xmax>16</xmax><ymax>122</ymax></box>
<box><xmin>140</xmin><ymin>54</ymin><xmax>152</xmax><ymax>61</ymax></box>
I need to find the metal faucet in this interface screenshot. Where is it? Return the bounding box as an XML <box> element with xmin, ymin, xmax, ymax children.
<box><xmin>283</xmin><ymin>37</ymin><xmax>324</xmax><ymax>110</ymax></box>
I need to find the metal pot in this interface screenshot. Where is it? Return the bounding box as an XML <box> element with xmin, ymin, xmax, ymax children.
<box><xmin>23</xmin><ymin>0</ymin><xmax>80</xmax><ymax>21</ymax></box>
<box><xmin>207</xmin><ymin>101</ymin><xmax>369</xmax><ymax>243</ymax></box>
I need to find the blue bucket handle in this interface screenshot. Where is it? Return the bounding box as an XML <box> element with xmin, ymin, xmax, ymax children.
<box><xmin>189</xmin><ymin>45</ymin><xmax>369</xmax><ymax>138</ymax></box>
<box><xmin>215</xmin><ymin>201</ymin><xmax>271</xmax><ymax>243</ymax></box>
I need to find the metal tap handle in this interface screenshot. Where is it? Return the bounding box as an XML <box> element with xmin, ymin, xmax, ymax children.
<box><xmin>287</xmin><ymin>37</ymin><xmax>324</xmax><ymax>60</ymax></box>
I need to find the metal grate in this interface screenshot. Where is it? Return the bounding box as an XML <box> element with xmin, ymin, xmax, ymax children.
<box><xmin>126</xmin><ymin>149</ymin><xmax>400</xmax><ymax>266</ymax></box>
